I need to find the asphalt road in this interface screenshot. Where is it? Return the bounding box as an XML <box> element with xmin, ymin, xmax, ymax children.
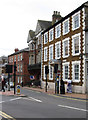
<box><xmin>0</xmin><ymin>88</ymin><xmax>87</xmax><ymax>119</ymax></box>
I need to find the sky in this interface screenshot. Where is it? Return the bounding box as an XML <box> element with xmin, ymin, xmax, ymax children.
<box><xmin>0</xmin><ymin>0</ymin><xmax>87</xmax><ymax>57</ymax></box>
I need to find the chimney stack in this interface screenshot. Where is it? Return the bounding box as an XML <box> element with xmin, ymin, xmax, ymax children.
<box><xmin>14</xmin><ymin>48</ymin><xmax>19</xmax><ymax>52</ymax></box>
<box><xmin>52</xmin><ymin>11</ymin><xmax>62</xmax><ymax>25</ymax></box>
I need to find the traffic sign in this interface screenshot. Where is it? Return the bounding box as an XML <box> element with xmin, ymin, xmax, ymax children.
<box><xmin>16</xmin><ymin>85</ymin><xmax>21</xmax><ymax>95</ymax></box>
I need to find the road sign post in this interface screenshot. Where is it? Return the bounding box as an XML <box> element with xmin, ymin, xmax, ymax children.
<box><xmin>14</xmin><ymin>62</ymin><xmax>16</xmax><ymax>94</ymax></box>
<box><xmin>16</xmin><ymin>85</ymin><xmax>21</xmax><ymax>95</ymax></box>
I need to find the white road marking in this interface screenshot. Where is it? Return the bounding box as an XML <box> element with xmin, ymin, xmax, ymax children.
<box><xmin>58</xmin><ymin>104</ymin><xmax>88</xmax><ymax>112</ymax></box>
<box><xmin>22</xmin><ymin>97</ymin><xmax>42</xmax><ymax>103</ymax></box>
<box><xmin>0</xmin><ymin>101</ymin><xmax>5</xmax><ymax>104</ymax></box>
<box><xmin>0</xmin><ymin>97</ymin><xmax>22</xmax><ymax>103</ymax></box>
<box><xmin>9</xmin><ymin>97</ymin><xmax>22</xmax><ymax>101</ymax></box>
<box><xmin>29</xmin><ymin>97</ymin><xmax>42</xmax><ymax>103</ymax></box>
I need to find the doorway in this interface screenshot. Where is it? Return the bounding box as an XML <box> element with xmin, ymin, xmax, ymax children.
<box><xmin>86</xmin><ymin>62</ymin><xmax>88</xmax><ymax>93</ymax></box>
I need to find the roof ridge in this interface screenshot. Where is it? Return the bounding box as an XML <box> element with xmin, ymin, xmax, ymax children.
<box><xmin>38</xmin><ymin>20</ymin><xmax>52</xmax><ymax>22</ymax></box>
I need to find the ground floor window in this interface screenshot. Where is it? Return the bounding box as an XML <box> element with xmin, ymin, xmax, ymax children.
<box><xmin>20</xmin><ymin>77</ymin><xmax>23</xmax><ymax>83</ymax></box>
<box><xmin>74</xmin><ymin>64</ymin><xmax>79</xmax><ymax>80</ymax></box>
<box><xmin>49</xmin><ymin>65</ymin><xmax>53</xmax><ymax>80</ymax></box>
<box><xmin>43</xmin><ymin>65</ymin><xmax>46</xmax><ymax>80</ymax></box>
<box><xmin>72</xmin><ymin>61</ymin><xmax>80</xmax><ymax>82</ymax></box>
<box><xmin>18</xmin><ymin>77</ymin><xmax>20</xmax><ymax>83</ymax></box>
<box><xmin>63</xmin><ymin>62</ymin><xmax>69</xmax><ymax>81</ymax></box>
<box><xmin>65</xmin><ymin>66</ymin><xmax>68</xmax><ymax>79</ymax></box>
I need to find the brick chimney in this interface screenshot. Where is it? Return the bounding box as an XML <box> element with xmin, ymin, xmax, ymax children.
<box><xmin>14</xmin><ymin>48</ymin><xmax>19</xmax><ymax>52</ymax></box>
<box><xmin>52</xmin><ymin>11</ymin><xmax>62</xmax><ymax>25</ymax></box>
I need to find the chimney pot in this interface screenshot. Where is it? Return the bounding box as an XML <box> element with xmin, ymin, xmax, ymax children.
<box><xmin>52</xmin><ymin>11</ymin><xmax>62</xmax><ymax>25</ymax></box>
<box><xmin>58</xmin><ymin>12</ymin><xmax>60</xmax><ymax>15</ymax></box>
<box><xmin>14</xmin><ymin>48</ymin><xmax>19</xmax><ymax>52</ymax></box>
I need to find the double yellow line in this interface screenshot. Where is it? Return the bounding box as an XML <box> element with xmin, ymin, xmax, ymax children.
<box><xmin>0</xmin><ymin>111</ymin><xmax>16</xmax><ymax>120</ymax></box>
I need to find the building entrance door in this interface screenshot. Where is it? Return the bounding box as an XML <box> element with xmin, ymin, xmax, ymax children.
<box><xmin>86</xmin><ymin>62</ymin><xmax>88</xmax><ymax>93</ymax></box>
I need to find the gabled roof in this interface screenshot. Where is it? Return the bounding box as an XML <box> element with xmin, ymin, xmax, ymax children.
<box><xmin>27</xmin><ymin>20</ymin><xmax>52</xmax><ymax>43</ymax></box>
<box><xmin>38</xmin><ymin>20</ymin><xmax>52</xmax><ymax>30</ymax></box>
<box><xmin>35</xmin><ymin>20</ymin><xmax>52</xmax><ymax>35</ymax></box>
<box><xmin>27</xmin><ymin>30</ymin><xmax>35</xmax><ymax>43</ymax></box>
<box><xmin>8</xmin><ymin>47</ymin><xmax>29</xmax><ymax>57</ymax></box>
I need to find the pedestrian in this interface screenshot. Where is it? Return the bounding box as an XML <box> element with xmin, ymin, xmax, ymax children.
<box><xmin>1</xmin><ymin>75</ymin><xmax>5</xmax><ymax>92</ymax></box>
<box><xmin>67</xmin><ymin>78</ymin><xmax>72</xmax><ymax>93</ymax></box>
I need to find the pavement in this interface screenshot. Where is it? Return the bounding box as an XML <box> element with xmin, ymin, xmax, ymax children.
<box><xmin>0</xmin><ymin>89</ymin><xmax>26</xmax><ymax>97</ymax></box>
<box><xmin>0</xmin><ymin>86</ymin><xmax>87</xmax><ymax>100</ymax></box>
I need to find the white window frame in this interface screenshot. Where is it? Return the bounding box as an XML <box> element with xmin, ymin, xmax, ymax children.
<box><xmin>55</xmin><ymin>41</ymin><xmax>61</xmax><ymax>59</ymax></box>
<box><xmin>44</xmin><ymin>65</ymin><xmax>46</xmax><ymax>80</ymax></box>
<box><xmin>18</xmin><ymin>55</ymin><xmax>20</xmax><ymax>61</ymax></box>
<box><xmin>55</xmin><ymin>24</ymin><xmax>61</xmax><ymax>38</ymax></box>
<box><xmin>63</xmin><ymin>38</ymin><xmax>69</xmax><ymax>58</ymax></box>
<box><xmin>72</xmin><ymin>33</ymin><xmax>81</xmax><ymax>56</ymax></box>
<box><xmin>18</xmin><ymin>77</ymin><xmax>20</xmax><ymax>83</ymax></box>
<box><xmin>72</xmin><ymin>61</ymin><xmax>80</xmax><ymax>82</ymax></box>
<box><xmin>63</xmin><ymin>62</ymin><xmax>69</xmax><ymax>81</ymax></box>
<box><xmin>20</xmin><ymin>77</ymin><xmax>23</xmax><ymax>83</ymax></box>
<box><xmin>18</xmin><ymin>64</ymin><xmax>19</xmax><ymax>72</ymax></box>
<box><xmin>44</xmin><ymin>47</ymin><xmax>48</xmax><ymax>62</ymax></box>
<box><xmin>49</xmin><ymin>29</ymin><xmax>54</xmax><ymax>42</ymax></box>
<box><xmin>21</xmin><ymin>53</ymin><xmax>23</xmax><ymax>61</ymax></box>
<box><xmin>44</xmin><ymin>32</ymin><xmax>48</xmax><ymax>44</ymax></box>
<box><xmin>72</xmin><ymin>11</ymin><xmax>80</xmax><ymax>31</ymax></box>
<box><xmin>49</xmin><ymin>44</ymin><xmax>53</xmax><ymax>60</ymax></box>
<box><xmin>49</xmin><ymin>65</ymin><xmax>53</xmax><ymax>80</ymax></box>
<box><xmin>20</xmin><ymin>64</ymin><xmax>23</xmax><ymax>72</ymax></box>
<box><xmin>63</xmin><ymin>18</ymin><xmax>69</xmax><ymax>35</ymax></box>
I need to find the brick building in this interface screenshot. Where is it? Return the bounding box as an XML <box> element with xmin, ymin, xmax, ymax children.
<box><xmin>8</xmin><ymin>48</ymin><xmax>29</xmax><ymax>86</ymax></box>
<box><xmin>27</xmin><ymin>12</ymin><xmax>62</xmax><ymax>86</ymax></box>
<box><xmin>42</xmin><ymin>2</ymin><xmax>88</xmax><ymax>93</ymax></box>
<box><xmin>27</xmin><ymin>20</ymin><xmax>52</xmax><ymax>86</ymax></box>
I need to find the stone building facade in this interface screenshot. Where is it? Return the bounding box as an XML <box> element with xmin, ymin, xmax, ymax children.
<box><xmin>42</xmin><ymin>2</ymin><xmax>88</xmax><ymax>93</ymax></box>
